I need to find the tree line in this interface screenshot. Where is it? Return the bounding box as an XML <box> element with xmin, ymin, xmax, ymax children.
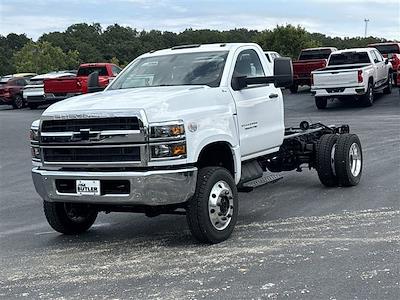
<box><xmin>1</xmin><ymin>23</ymin><xmax>388</xmax><ymax>75</ymax></box>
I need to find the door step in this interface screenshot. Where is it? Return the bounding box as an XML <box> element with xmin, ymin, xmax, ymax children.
<box><xmin>238</xmin><ymin>173</ymin><xmax>283</xmax><ymax>192</ymax></box>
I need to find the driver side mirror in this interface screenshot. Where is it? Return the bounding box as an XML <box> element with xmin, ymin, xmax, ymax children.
<box><xmin>87</xmin><ymin>71</ymin><xmax>105</xmax><ymax>93</ymax></box>
<box><xmin>231</xmin><ymin>57</ymin><xmax>293</xmax><ymax>91</ymax></box>
<box><xmin>273</xmin><ymin>57</ymin><xmax>293</xmax><ymax>88</ymax></box>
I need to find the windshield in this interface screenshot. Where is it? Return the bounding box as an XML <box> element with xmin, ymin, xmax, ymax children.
<box><xmin>329</xmin><ymin>52</ymin><xmax>371</xmax><ymax>65</ymax></box>
<box><xmin>371</xmin><ymin>44</ymin><xmax>400</xmax><ymax>55</ymax></box>
<box><xmin>108</xmin><ymin>51</ymin><xmax>229</xmax><ymax>90</ymax></box>
<box><xmin>299</xmin><ymin>49</ymin><xmax>332</xmax><ymax>60</ymax></box>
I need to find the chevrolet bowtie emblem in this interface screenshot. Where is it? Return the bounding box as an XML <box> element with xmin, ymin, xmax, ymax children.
<box><xmin>72</xmin><ymin>129</ymin><xmax>100</xmax><ymax>141</ymax></box>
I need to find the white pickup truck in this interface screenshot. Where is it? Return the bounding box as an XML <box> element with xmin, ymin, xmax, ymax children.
<box><xmin>311</xmin><ymin>48</ymin><xmax>393</xmax><ymax>109</ymax></box>
<box><xmin>30</xmin><ymin>43</ymin><xmax>363</xmax><ymax>243</ymax></box>
<box><xmin>23</xmin><ymin>71</ymin><xmax>76</xmax><ymax>109</ymax></box>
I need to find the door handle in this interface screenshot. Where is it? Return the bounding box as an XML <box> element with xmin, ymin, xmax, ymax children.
<box><xmin>269</xmin><ymin>93</ymin><xmax>279</xmax><ymax>99</ymax></box>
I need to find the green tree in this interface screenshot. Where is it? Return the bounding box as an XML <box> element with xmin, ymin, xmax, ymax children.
<box><xmin>255</xmin><ymin>25</ymin><xmax>320</xmax><ymax>58</ymax></box>
<box><xmin>13</xmin><ymin>41</ymin><xmax>79</xmax><ymax>74</ymax></box>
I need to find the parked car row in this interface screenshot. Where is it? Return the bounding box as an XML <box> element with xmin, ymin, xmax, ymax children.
<box><xmin>290</xmin><ymin>42</ymin><xmax>400</xmax><ymax>94</ymax></box>
<box><xmin>0</xmin><ymin>63</ymin><xmax>121</xmax><ymax>109</ymax></box>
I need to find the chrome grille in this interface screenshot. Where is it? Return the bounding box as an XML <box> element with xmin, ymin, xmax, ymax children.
<box><xmin>41</xmin><ymin>117</ymin><xmax>140</xmax><ymax>132</ymax></box>
<box><xmin>43</xmin><ymin>146</ymin><xmax>140</xmax><ymax>163</ymax></box>
<box><xmin>39</xmin><ymin>113</ymin><xmax>146</xmax><ymax>167</ymax></box>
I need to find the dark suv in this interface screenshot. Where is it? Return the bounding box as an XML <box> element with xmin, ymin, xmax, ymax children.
<box><xmin>0</xmin><ymin>77</ymin><xmax>28</xmax><ymax>109</ymax></box>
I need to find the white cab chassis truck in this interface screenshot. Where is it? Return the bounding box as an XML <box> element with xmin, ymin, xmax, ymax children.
<box><xmin>31</xmin><ymin>43</ymin><xmax>363</xmax><ymax>243</ymax></box>
<box><xmin>311</xmin><ymin>48</ymin><xmax>393</xmax><ymax>109</ymax></box>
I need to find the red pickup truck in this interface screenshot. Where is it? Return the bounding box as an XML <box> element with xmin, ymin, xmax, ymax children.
<box><xmin>290</xmin><ymin>47</ymin><xmax>337</xmax><ymax>93</ymax></box>
<box><xmin>43</xmin><ymin>63</ymin><xmax>122</xmax><ymax>103</ymax></box>
<box><xmin>368</xmin><ymin>42</ymin><xmax>400</xmax><ymax>86</ymax></box>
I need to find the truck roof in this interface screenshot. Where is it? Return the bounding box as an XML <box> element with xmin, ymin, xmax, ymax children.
<box><xmin>144</xmin><ymin>43</ymin><xmax>261</xmax><ymax>57</ymax></box>
<box><xmin>368</xmin><ymin>42</ymin><xmax>400</xmax><ymax>46</ymax></box>
<box><xmin>301</xmin><ymin>47</ymin><xmax>337</xmax><ymax>51</ymax></box>
<box><xmin>332</xmin><ymin>48</ymin><xmax>373</xmax><ymax>54</ymax></box>
<box><xmin>79</xmin><ymin>63</ymin><xmax>115</xmax><ymax>67</ymax></box>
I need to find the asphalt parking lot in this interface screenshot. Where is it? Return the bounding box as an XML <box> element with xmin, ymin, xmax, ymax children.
<box><xmin>0</xmin><ymin>89</ymin><xmax>399</xmax><ymax>299</ymax></box>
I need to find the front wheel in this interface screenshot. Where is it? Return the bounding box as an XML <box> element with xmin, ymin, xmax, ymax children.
<box><xmin>12</xmin><ymin>94</ymin><xmax>24</xmax><ymax>109</ymax></box>
<box><xmin>186</xmin><ymin>167</ymin><xmax>238</xmax><ymax>244</ymax></box>
<box><xmin>44</xmin><ymin>201</ymin><xmax>98</xmax><ymax>234</ymax></box>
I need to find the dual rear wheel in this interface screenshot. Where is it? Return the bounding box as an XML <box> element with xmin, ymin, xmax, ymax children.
<box><xmin>316</xmin><ymin>134</ymin><xmax>362</xmax><ymax>187</ymax></box>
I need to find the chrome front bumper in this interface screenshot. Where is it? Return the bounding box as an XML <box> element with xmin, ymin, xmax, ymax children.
<box><xmin>32</xmin><ymin>167</ymin><xmax>197</xmax><ymax>206</ymax></box>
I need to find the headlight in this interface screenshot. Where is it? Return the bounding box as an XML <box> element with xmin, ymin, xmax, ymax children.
<box><xmin>151</xmin><ymin>142</ymin><xmax>186</xmax><ymax>160</ymax></box>
<box><xmin>30</xmin><ymin>128</ymin><xmax>39</xmax><ymax>142</ymax></box>
<box><xmin>150</xmin><ymin>121</ymin><xmax>185</xmax><ymax>140</ymax></box>
<box><xmin>31</xmin><ymin>146</ymin><xmax>41</xmax><ymax>160</ymax></box>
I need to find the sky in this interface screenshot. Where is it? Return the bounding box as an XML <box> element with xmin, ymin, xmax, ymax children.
<box><xmin>0</xmin><ymin>0</ymin><xmax>399</xmax><ymax>40</ymax></box>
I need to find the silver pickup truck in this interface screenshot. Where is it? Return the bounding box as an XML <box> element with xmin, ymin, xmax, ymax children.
<box><xmin>311</xmin><ymin>48</ymin><xmax>393</xmax><ymax>109</ymax></box>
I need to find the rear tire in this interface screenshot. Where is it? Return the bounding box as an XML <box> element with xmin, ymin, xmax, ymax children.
<box><xmin>44</xmin><ymin>201</ymin><xmax>98</xmax><ymax>234</ymax></box>
<box><xmin>334</xmin><ymin>134</ymin><xmax>362</xmax><ymax>186</ymax></box>
<box><xmin>360</xmin><ymin>82</ymin><xmax>374</xmax><ymax>106</ymax></box>
<box><xmin>383</xmin><ymin>74</ymin><xmax>392</xmax><ymax>94</ymax></box>
<box><xmin>289</xmin><ymin>84</ymin><xmax>298</xmax><ymax>93</ymax></box>
<box><xmin>12</xmin><ymin>94</ymin><xmax>24</xmax><ymax>109</ymax></box>
<box><xmin>315</xmin><ymin>97</ymin><xmax>328</xmax><ymax>109</ymax></box>
<box><xmin>186</xmin><ymin>167</ymin><xmax>238</xmax><ymax>244</ymax></box>
<box><xmin>316</xmin><ymin>134</ymin><xmax>338</xmax><ymax>187</ymax></box>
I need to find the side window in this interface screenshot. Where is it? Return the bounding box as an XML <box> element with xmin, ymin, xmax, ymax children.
<box><xmin>370</xmin><ymin>51</ymin><xmax>379</xmax><ymax>63</ymax></box>
<box><xmin>233</xmin><ymin>49</ymin><xmax>265</xmax><ymax>78</ymax></box>
<box><xmin>265</xmin><ymin>53</ymin><xmax>271</xmax><ymax>63</ymax></box>
<box><xmin>19</xmin><ymin>79</ymin><xmax>27</xmax><ymax>86</ymax></box>
<box><xmin>374</xmin><ymin>51</ymin><xmax>383</xmax><ymax>62</ymax></box>
<box><xmin>112</xmin><ymin>65</ymin><xmax>122</xmax><ymax>76</ymax></box>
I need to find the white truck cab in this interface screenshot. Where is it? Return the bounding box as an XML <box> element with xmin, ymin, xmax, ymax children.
<box><xmin>31</xmin><ymin>43</ymin><xmax>363</xmax><ymax>243</ymax></box>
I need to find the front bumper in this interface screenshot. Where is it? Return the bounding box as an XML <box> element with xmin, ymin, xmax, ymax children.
<box><xmin>32</xmin><ymin>167</ymin><xmax>197</xmax><ymax>206</ymax></box>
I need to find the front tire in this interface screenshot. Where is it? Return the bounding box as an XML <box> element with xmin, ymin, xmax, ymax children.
<box><xmin>44</xmin><ymin>201</ymin><xmax>98</xmax><ymax>234</ymax></box>
<box><xmin>186</xmin><ymin>167</ymin><xmax>238</xmax><ymax>244</ymax></box>
<box><xmin>315</xmin><ymin>97</ymin><xmax>328</xmax><ymax>109</ymax></box>
<box><xmin>12</xmin><ymin>94</ymin><xmax>24</xmax><ymax>109</ymax></box>
<box><xmin>334</xmin><ymin>134</ymin><xmax>362</xmax><ymax>186</ymax></box>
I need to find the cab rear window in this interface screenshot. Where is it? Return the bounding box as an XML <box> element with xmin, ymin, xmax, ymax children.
<box><xmin>77</xmin><ymin>67</ymin><xmax>108</xmax><ymax>76</ymax></box>
<box><xmin>329</xmin><ymin>52</ymin><xmax>370</xmax><ymax>65</ymax></box>
<box><xmin>299</xmin><ymin>49</ymin><xmax>332</xmax><ymax>60</ymax></box>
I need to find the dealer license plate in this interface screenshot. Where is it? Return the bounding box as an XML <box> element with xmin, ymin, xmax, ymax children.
<box><xmin>76</xmin><ymin>180</ymin><xmax>100</xmax><ymax>195</ymax></box>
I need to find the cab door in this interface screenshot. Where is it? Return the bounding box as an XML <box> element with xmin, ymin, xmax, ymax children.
<box><xmin>229</xmin><ymin>47</ymin><xmax>284</xmax><ymax>159</ymax></box>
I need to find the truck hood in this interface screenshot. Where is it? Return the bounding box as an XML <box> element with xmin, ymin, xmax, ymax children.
<box><xmin>43</xmin><ymin>85</ymin><xmax>220</xmax><ymax>122</ymax></box>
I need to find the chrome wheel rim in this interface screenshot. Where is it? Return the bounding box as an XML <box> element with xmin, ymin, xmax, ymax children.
<box><xmin>349</xmin><ymin>143</ymin><xmax>362</xmax><ymax>177</ymax></box>
<box><xmin>208</xmin><ymin>180</ymin><xmax>233</xmax><ymax>231</ymax></box>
